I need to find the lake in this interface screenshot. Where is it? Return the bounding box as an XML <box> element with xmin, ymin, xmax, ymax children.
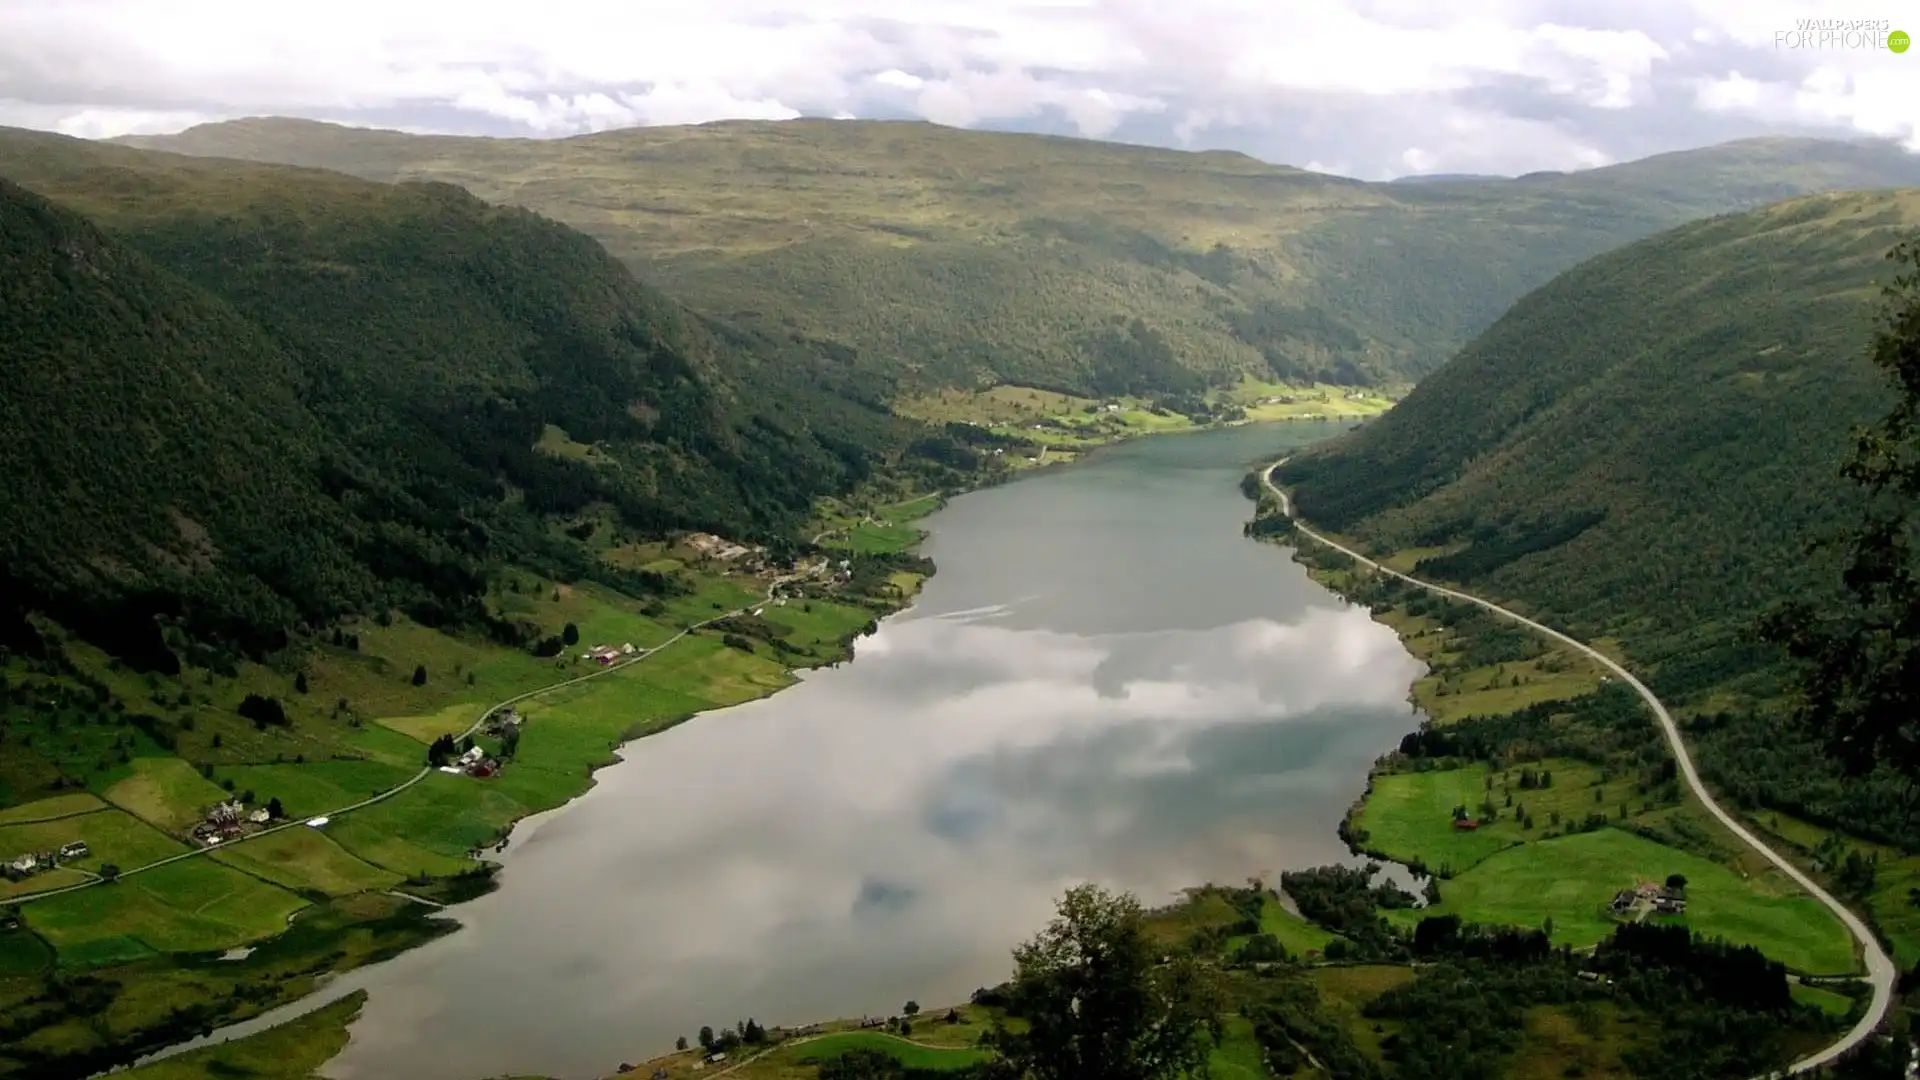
<box><xmin>171</xmin><ymin>421</ymin><xmax>1428</xmax><ymax>1080</ymax></box>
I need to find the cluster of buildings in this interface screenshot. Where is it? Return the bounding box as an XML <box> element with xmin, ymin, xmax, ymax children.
<box><xmin>1609</xmin><ymin>879</ymin><xmax>1688</xmax><ymax>917</ymax></box>
<box><xmin>683</xmin><ymin>532</ymin><xmax>763</xmax><ymax>566</ymax></box>
<box><xmin>3</xmin><ymin>841</ymin><xmax>89</xmax><ymax>881</ymax></box>
<box><xmin>439</xmin><ymin>743</ymin><xmax>501</xmax><ymax>779</ymax></box>
<box><xmin>193</xmin><ymin>800</ymin><xmax>271</xmax><ymax>846</ymax></box>
<box><xmin>483</xmin><ymin>707</ymin><xmax>522</xmax><ymax>737</ymax></box>
<box><xmin>581</xmin><ymin>642</ymin><xmax>638</xmax><ymax>666</ymax></box>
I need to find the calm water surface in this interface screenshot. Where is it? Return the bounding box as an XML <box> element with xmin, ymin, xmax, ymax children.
<box><xmin>192</xmin><ymin>422</ymin><xmax>1427</xmax><ymax>1080</ymax></box>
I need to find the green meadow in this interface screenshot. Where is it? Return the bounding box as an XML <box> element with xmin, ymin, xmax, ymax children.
<box><xmin>794</xmin><ymin>1032</ymin><xmax>991</xmax><ymax>1070</ymax></box>
<box><xmin>25</xmin><ymin>859</ymin><xmax>308</xmax><ymax>963</ymax></box>
<box><xmin>1353</xmin><ymin>759</ymin><xmax>1609</xmax><ymax>875</ymax></box>
<box><xmin>1386</xmin><ymin>827</ymin><xmax>1856</xmax><ymax>974</ymax></box>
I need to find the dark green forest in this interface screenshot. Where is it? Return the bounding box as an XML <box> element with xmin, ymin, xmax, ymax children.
<box><xmin>0</xmin><ymin>129</ymin><xmax>980</xmax><ymax>669</ymax></box>
<box><xmin>1275</xmin><ymin>189</ymin><xmax>1920</xmax><ymax>843</ymax></box>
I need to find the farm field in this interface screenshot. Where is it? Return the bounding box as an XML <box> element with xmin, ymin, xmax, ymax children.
<box><xmin>1353</xmin><ymin>759</ymin><xmax>1608</xmax><ymax>875</ymax></box>
<box><xmin>1386</xmin><ymin>827</ymin><xmax>1857</xmax><ymax>974</ymax></box>
<box><xmin>0</xmin><ymin>805</ymin><xmax>188</xmax><ymax>875</ymax></box>
<box><xmin>23</xmin><ymin>859</ymin><xmax>308</xmax><ymax>964</ymax></box>
<box><xmin>211</xmin><ymin>827</ymin><xmax>401</xmax><ymax>897</ymax></box>
<box><xmin>103</xmin><ymin>759</ymin><xmax>233</xmax><ymax>833</ymax></box>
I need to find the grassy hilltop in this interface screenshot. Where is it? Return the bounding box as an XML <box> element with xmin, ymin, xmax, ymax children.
<box><xmin>122</xmin><ymin>118</ymin><xmax>1920</xmax><ymax>397</ymax></box>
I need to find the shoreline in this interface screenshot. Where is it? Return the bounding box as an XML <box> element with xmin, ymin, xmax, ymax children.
<box><xmin>107</xmin><ymin>543</ymin><xmax>945</xmax><ymax>1075</ymax></box>
<box><xmin>92</xmin><ymin>419</ymin><xmax>1377</xmax><ymax>1080</ymax></box>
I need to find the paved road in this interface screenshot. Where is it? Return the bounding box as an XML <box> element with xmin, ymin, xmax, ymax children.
<box><xmin>1261</xmin><ymin>460</ymin><xmax>1896</xmax><ymax>1076</ymax></box>
<box><xmin>3</xmin><ymin>576</ymin><xmax>800</xmax><ymax>909</ymax></box>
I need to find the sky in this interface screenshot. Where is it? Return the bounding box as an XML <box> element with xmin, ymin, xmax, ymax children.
<box><xmin>1</xmin><ymin>0</ymin><xmax>1915</xmax><ymax>179</ymax></box>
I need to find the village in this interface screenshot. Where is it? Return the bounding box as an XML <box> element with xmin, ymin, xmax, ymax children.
<box><xmin>681</xmin><ymin>531</ymin><xmax>853</xmax><ymax>587</ymax></box>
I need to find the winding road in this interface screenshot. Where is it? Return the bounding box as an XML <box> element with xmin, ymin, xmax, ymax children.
<box><xmin>2</xmin><ymin>574</ymin><xmax>802</xmax><ymax>909</ymax></box>
<box><xmin>1262</xmin><ymin>460</ymin><xmax>1895</xmax><ymax>1076</ymax></box>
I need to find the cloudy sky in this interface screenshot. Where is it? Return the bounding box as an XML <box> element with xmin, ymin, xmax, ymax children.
<box><xmin>1</xmin><ymin>0</ymin><xmax>1915</xmax><ymax>179</ymax></box>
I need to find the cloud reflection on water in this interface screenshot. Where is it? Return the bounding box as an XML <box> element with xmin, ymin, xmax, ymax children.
<box><xmin>326</xmin><ymin>593</ymin><xmax>1419</xmax><ymax>1080</ymax></box>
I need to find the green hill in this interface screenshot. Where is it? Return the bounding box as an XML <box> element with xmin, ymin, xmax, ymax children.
<box><xmin>120</xmin><ymin>118</ymin><xmax>1920</xmax><ymax>396</ymax></box>
<box><xmin>0</xmin><ymin>127</ymin><xmax>961</xmax><ymax>665</ymax></box>
<box><xmin>1275</xmin><ymin>188</ymin><xmax>1920</xmax><ymax>841</ymax></box>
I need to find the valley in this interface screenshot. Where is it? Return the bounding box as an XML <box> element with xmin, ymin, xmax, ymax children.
<box><xmin>3</xmin><ymin>111</ymin><xmax>1920</xmax><ymax>1080</ymax></box>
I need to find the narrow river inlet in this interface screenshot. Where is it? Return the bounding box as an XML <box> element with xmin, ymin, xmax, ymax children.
<box><xmin>221</xmin><ymin>421</ymin><xmax>1429</xmax><ymax>1080</ymax></box>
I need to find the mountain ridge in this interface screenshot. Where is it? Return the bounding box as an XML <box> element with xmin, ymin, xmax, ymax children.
<box><xmin>118</xmin><ymin>118</ymin><xmax>1920</xmax><ymax>397</ymax></box>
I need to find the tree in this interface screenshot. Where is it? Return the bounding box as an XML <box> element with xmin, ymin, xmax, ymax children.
<box><xmin>1761</xmin><ymin>238</ymin><xmax>1920</xmax><ymax>779</ymax></box>
<box><xmin>675</xmin><ymin>1036</ymin><xmax>688</xmax><ymax>1052</ymax></box>
<box><xmin>1666</xmin><ymin>874</ymin><xmax>1689</xmax><ymax>892</ymax></box>
<box><xmin>562</xmin><ymin>622</ymin><xmax>580</xmax><ymax>646</ymax></box>
<box><xmin>501</xmin><ymin>725</ymin><xmax>521</xmax><ymax>759</ymax></box>
<box><xmin>294</xmin><ymin>671</ymin><xmax>309</xmax><ymax>694</ymax></box>
<box><xmin>267</xmin><ymin>796</ymin><xmax>285</xmax><ymax>820</ymax></box>
<box><xmin>698</xmin><ymin>1026</ymin><xmax>715</xmax><ymax>1051</ymax></box>
<box><xmin>237</xmin><ymin>693</ymin><xmax>288</xmax><ymax>730</ymax></box>
<box><xmin>903</xmin><ymin>1000</ymin><xmax>921</xmax><ymax>1017</ymax></box>
<box><xmin>411</xmin><ymin>664</ymin><xmax>428</xmax><ymax>687</ymax></box>
<box><xmin>99</xmin><ymin>864</ymin><xmax>120</xmax><ymax>882</ymax></box>
<box><xmin>987</xmin><ymin>883</ymin><xmax>1222</xmax><ymax>1080</ymax></box>
<box><xmin>427</xmin><ymin>733</ymin><xmax>458</xmax><ymax>768</ymax></box>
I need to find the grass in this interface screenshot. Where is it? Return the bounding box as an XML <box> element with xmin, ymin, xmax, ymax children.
<box><xmin>1388</xmin><ymin>827</ymin><xmax>1857</xmax><ymax>974</ymax></box>
<box><xmin>1746</xmin><ymin>808</ymin><xmax>1920</xmax><ymax>969</ymax></box>
<box><xmin>0</xmin><ymin>806</ymin><xmax>190</xmax><ymax>874</ymax></box>
<box><xmin>212</xmin><ymin>760</ymin><xmax>416</xmax><ymax>821</ymax></box>
<box><xmin>1306</xmin><ymin>965</ymin><xmax>1417</xmax><ymax>1064</ymax></box>
<box><xmin>1506</xmin><ymin>1002</ymin><xmax>1637</xmax><ymax>1080</ymax></box>
<box><xmin>23</xmin><ymin>859</ymin><xmax>308</xmax><ymax>960</ymax></box>
<box><xmin>1352</xmin><ymin>759</ymin><xmax>1608</xmax><ymax>876</ymax></box>
<box><xmin>211</xmin><ymin>827</ymin><xmax>402</xmax><ymax>897</ymax></box>
<box><xmin>376</xmin><ymin>701</ymin><xmax>487</xmax><ymax>744</ymax></box>
<box><xmin>116</xmin><ymin>990</ymin><xmax>368</xmax><ymax>1080</ymax></box>
<box><xmin>0</xmin><ymin>896</ymin><xmax>455</xmax><ymax>1073</ymax></box>
<box><xmin>322</xmin><ymin>772</ymin><xmax>516</xmax><ymax>863</ymax></box>
<box><xmin>0</xmin><ymin>792</ymin><xmax>106</xmax><ymax>825</ymax></box>
<box><xmin>1361</xmin><ymin>606</ymin><xmax>1606</xmax><ymax>725</ymax></box>
<box><xmin>759</xmin><ymin>598</ymin><xmax>878</xmax><ymax>655</ymax></box>
<box><xmin>1790</xmin><ymin>982</ymin><xmax>1857</xmax><ymax>1019</ymax></box>
<box><xmin>1206</xmin><ymin>1015</ymin><xmax>1268</xmax><ymax>1080</ymax></box>
<box><xmin>836</xmin><ymin>520</ymin><xmax>926</xmax><ymax>555</ymax></box>
<box><xmin>793</xmin><ymin>1032</ymin><xmax>990</xmax><ymax>1070</ymax></box>
<box><xmin>1259</xmin><ymin>899</ymin><xmax>1339</xmax><ymax>956</ymax></box>
<box><xmin>102</xmin><ymin>757</ymin><xmax>233</xmax><ymax>833</ymax></box>
<box><xmin>0</xmin><ymin>929</ymin><xmax>53</xmax><ymax>975</ymax></box>
<box><xmin>1</xmin><ymin>868</ymin><xmax>91</xmax><ymax>900</ymax></box>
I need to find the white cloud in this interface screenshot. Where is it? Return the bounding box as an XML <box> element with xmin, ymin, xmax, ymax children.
<box><xmin>0</xmin><ymin>0</ymin><xmax>1914</xmax><ymax>177</ymax></box>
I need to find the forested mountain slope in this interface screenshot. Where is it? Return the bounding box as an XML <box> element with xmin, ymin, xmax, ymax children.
<box><xmin>0</xmin><ymin>128</ymin><xmax>957</xmax><ymax>665</ymax></box>
<box><xmin>1275</xmin><ymin>189</ymin><xmax>1920</xmax><ymax>838</ymax></box>
<box><xmin>0</xmin><ymin>178</ymin><xmax>376</xmax><ymax>665</ymax></box>
<box><xmin>122</xmin><ymin>118</ymin><xmax>1920</xmax><ymax>397</ymax></box>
